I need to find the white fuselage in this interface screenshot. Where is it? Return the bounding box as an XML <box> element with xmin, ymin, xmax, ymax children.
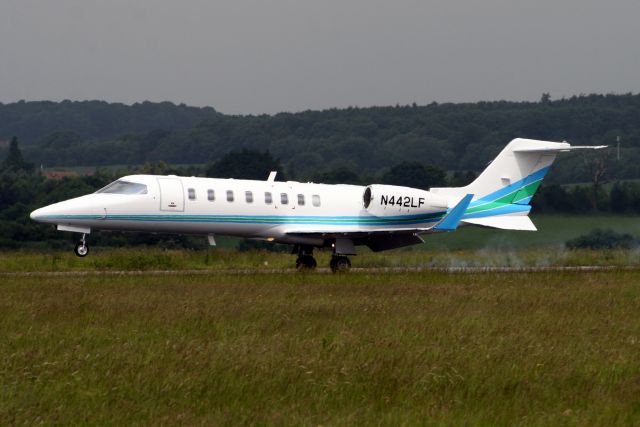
<box><xmin>30</xmin><ymin>175</ymin><xmax>444</xmax><ymax>247</ymax></box>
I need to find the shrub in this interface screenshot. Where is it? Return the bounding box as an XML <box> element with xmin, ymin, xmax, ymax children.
<box><xmin>566</xmin><ymin>228</ymin><xmax>638</xmax><ymax>250</ymax></box>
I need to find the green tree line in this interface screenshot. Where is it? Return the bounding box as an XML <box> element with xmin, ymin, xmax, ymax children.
<box><xmin>0</xmin><ymin>94</ymin><xmax>637</xmax><ymax>184</ymax></box>
<box><xmin>0</xmin><ymin>100</ymin><xmax>218</xmax><ymax>144</ymax></box>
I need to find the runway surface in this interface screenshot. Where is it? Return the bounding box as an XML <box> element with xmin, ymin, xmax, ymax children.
<box><xmin>0</xmin><ymin>265</ymin><xmax>636</xmax><ymax>277</ymax></box>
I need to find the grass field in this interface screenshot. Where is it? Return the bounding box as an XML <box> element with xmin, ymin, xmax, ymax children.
<box><xmin>1</xmin><ymin>245</ymin><xmax>639</xmax><ymax>273</ymax></box>
<box><xmin>2</xmin><ymin>269</ymin><xmax>640</xmax><ymax>425</ymax></box>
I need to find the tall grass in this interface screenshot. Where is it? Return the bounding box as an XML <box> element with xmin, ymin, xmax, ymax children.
<box><xmin>1</xmin><ymin>271</ymin><xmax>640</xmax><ymax>424</ymax></box>
<box><xmin>1</xmin><ymin>247</ymin><xmax>639</xmax><ymax>272</ymax></box>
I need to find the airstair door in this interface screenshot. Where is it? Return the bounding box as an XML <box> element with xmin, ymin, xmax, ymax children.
<box><xmin>158</xmin><ymin>177</ymin><xmax>184</xmax><ymax>212</ymax></box>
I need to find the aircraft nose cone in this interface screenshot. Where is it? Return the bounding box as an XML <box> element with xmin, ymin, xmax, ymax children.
<box><xmin>30</xmin><ymin>207</ymin><xmax>49</xmax><ymax>222</ymax></box>
<box><xmin>30</xmin><ymin>208</ymin><xmax>41</xmax><ymax>221</ymax></box>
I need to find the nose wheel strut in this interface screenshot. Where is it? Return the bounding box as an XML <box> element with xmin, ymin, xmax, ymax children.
<box><xmin>74</xmin><ymin>234</ymin><xmax>89</xmax><ymax>257</ymax></box>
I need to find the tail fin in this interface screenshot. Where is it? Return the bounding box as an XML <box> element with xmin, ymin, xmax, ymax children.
<box><xmin>431</xmin><ymin>138</ymin><xmax>606</xmax><ymax>230</ymax></box>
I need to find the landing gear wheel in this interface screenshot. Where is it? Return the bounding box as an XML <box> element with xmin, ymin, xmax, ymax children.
<box><xmin>296</xmin><ymin>255</ymin><xmax>317</xmax><ymax>270</ymax></box>
<box><xmin>330</xmin><ymin>256</ymin><xmax>351</xmax><ymax>273</ymax></box>
<box><xmin>74</xmin><ymin>241</ymin><xmax>89</xmax><ymax>257</ymax></box>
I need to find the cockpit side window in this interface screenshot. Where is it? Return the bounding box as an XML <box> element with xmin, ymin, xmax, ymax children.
<box><xmin>96</xmin><ymin>180</ymin><xmax>148</xmax><ymax>195</ymax></box>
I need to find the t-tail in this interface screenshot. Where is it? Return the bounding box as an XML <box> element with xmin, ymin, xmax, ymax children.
<box><xmin>431</xmin><ymin>138</ymin><xmax>606</xmax><ymax>231</ymax></box>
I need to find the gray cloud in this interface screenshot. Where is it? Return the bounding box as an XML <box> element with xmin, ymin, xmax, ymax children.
<box><xmin>1</xmin><ymin>0</ymin><xmax>638</xmax><ymax>114</ymax></box>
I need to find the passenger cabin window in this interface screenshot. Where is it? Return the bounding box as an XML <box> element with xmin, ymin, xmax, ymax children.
<box><xmin>312</xmin><ymin>195</ymin><xmax>321</xmax><ymax>207</ymax></box>
<box><xmin>96</xmin><ymin>180</ymin><xmax>147</xmax><ymax>195</ymax></box>
<box><xmin>264</xmin><ymin>192</ymin><xmax>273</xmax><ymax>204</ymax></box>
<box><xmin>226</xmin><ymin>190</ymin><xmax>234</xmax><ymax>202</ymax></box>
<box><xmin>207</xmin><ymin>189</ymin><xmax>215</xmax><ymax>201</ymax></box>
<box><xmin>280</xmin><ymin>193</ymin><xmax>289</xmax><ymax>205</ymax></box>
<box><xmin>188</xmin><ymin>188</ymin><xmax>196</xmax><ymax>200</ymax></box>
<box><xmin>245</xmin><ymin>191</ymin><xmax>253</xmax><ymax>203</ymax></box>
<box><xmin>297</xmin><ymin>194</ymin><xmax>305</xmax><ymax>206</ymax></box>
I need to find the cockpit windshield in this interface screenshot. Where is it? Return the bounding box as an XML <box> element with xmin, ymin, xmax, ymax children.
<box><xmin>95</xmin><ymin>180</ymin><xmax>148</xmax><ymax>195</ymax></box>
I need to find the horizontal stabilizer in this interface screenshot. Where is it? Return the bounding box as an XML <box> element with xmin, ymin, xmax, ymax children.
<box><xmin>433</xmin><ymin>194</ymin><xmax>473</xmax><ymax>232</ymax></box>
<box><xmin>512</xmin><ymin>143</ymin><xmax>607</xmax><ymax>153</ymax></box>
<box><xmin>462</xmin><ymin>216</ymin><xmax>537</xmax><ymax>231</ymax></box>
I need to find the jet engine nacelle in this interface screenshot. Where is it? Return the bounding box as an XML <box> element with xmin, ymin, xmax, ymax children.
<box><xmin>363</xmin><ymin>184</ymin><xmax>449</xmax><ymax>216</ymax></box>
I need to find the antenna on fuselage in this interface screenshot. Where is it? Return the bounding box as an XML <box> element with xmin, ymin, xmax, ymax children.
<box><xmin>267</xmin><ymin>171</ymin><xmax>277</xmax><ymax>182</ymax></box>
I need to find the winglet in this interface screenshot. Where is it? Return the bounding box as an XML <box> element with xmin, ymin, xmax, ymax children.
<box><xmin>433</xmin><ymin>194</ymin><xmax>473</xmax><ymax>232</ymax></box>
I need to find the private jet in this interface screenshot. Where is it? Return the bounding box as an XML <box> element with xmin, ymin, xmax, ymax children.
<box><xmin>30</xmin><ymin>138</ymin><xmax>604</xmax><ymax>272</ymax></box>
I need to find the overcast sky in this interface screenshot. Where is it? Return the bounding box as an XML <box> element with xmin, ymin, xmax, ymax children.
<box><xmin>0</xmin><ymin>0</ymin><xmax>638</xmax><ymax>114</ymax></box>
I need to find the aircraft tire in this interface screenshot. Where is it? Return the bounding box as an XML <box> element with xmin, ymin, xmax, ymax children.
<box><xmin>296</xmin><ymin>255</ymin><xmax>317</xmax><ymax>270</ymax></box>
<box><xmin>74</xmin><ymin>241</ymin><xmax>89</xmax><ymax>257</ymax></box>
<box><xmin>330</xmin><ymin>256</ymin><xmax>351</xmax><ymax>273</ymax></box>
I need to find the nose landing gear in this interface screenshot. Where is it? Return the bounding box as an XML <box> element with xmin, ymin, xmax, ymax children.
<box><xmin>74</xmin><ymin>234</ymin><xmax>89</xmax><ymax>257</ymax></box>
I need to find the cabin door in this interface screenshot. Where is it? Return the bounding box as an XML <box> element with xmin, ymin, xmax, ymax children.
<box><xmin>158</xmin><ymin>178</ymin><xmax>184</xmax><ymax>212</ymax></box>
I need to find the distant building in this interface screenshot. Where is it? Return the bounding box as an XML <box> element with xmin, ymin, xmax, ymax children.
<box><xmin>43</xmin><ymin>170</ymin><xmax>81</xmax><ymax>180</ymax></box>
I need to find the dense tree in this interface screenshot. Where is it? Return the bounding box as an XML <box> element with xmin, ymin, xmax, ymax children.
<box><xmin>0</xmin><ymin>100</ymin><xmax>218</xmax><ymax>144</ymax></box>
<box><xmin>380</xmin><ymin>162</ymin><xmax>447</xmax><ymax>190</ymax></box>
<box><xmin>2</xmin><ymin>137</ymin><xmax>33</xmax><ymax>172</ymax></box>
<box><xmin>609</xmin><ymin>182</ymin><xmax>640</xmax><ymax>213</ymax></box>
<box><xmin>205</xmin><ymin>149</ymin><xmax>285</xmax><ymax>181</ymax></box>
<box><xmin>449</xmin><ymin>170</ymin><xmax>478</xmax><ymax>187</ymax></box>
<box><xmin>312</xmin><ymin>166</ymin><xmax>362</xmax><ymax>185</ymax></box>
<box><xmin>533</xmin><ymin>184</ymin><xmax>574</xmax><ymax>212</ymax></box>
<box><xmin>566</xmin><ymin>229</ymin><xmax>638</xmax><ymax>250</ymax></box>
<box><xmin>140</xmin><ymin>161</ymin><xmax>179</xmax><ymax>176</ymax></box>
<box><xmin>10</xmin><ymin>93</ymin><xmax>638</xmax><ymax>185</ymax></box>
<box><xmin>610</xmin><ymin>182</ymin><xmax>628</xmax><ymax>213</ymax></box>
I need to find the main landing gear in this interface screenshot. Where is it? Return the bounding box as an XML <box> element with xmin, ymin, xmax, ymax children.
<box><xmin>74</xmin><ymin>234</ymin><xmax>89</xmax><ymax>257</ymax></box>
<box><xmin>293</xmin><ymin>244</ymin><xmax>353</xmax><ymax>273</ymax></box>
<box><xmin>329</xmin><ymin>238</ymin><xmax>354</xmax><ymax>273</ymax></box>
<box><xmin>329</xmin><ymin>255</ymin><xmax>351</xmax><ymax>273</ymax></box>
<box><xmin>295</xmin><ymin>245</ymin><xmax>317</xmax><ymax>270</ymax></box>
